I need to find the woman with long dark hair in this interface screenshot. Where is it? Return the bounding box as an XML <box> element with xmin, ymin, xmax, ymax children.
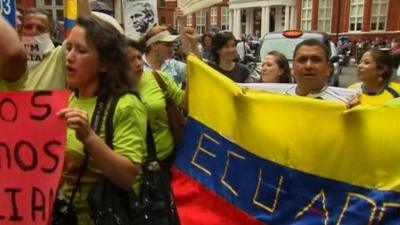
<box><xmin>57</xmin><ymin>15</ymin><xmax>147</xmax><ymax>225</ymax></box>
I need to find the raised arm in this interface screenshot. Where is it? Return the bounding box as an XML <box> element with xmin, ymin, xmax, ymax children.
<box><xmin>176</xmin><ymin>7</ymin><xmax>200</xmax><ymax>58</ymax></box>
<box><xmin>77</xmin><ymin>0</ymin><xmax>92</xmax><ymax>16</ymax></box>
<box><xmin>0</xmin><ymin>16</ymin><xmax>27</xmax><ymax>82</ymax></box>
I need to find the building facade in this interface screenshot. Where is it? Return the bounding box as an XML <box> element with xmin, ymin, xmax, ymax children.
<box><xmin>228</xmin><ymin>0</ymin><xmax>296</xmax><ymax>39</ymax></box>
<box><xmin>296</xmin><ymin>0</ymin><xmax>400</xmax><ymax>41</ymax></box>
<box><xmin>162</xmin><ymin>0</ymin><xmax>400</xmax><ymax>41</ymax></box>
<box><xmin>16</xmin><ymin>0</ymin><xmax>400</xmax><ymax>41</ymax></box>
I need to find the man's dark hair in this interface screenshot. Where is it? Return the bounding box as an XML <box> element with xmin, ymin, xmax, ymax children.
<box><xmin>293</xmin><ymin>39</ymin><xmax>330</xmax><ymax>62</ymax></box>
<box><xmin>124</xmin><ymin>38</ymin><xmax>144</xmax><ymax>54</ymax></box>
<box><xmin>23</xmin><ymin>8</ymin><xmax>54</xmax><ymax>33</ymax></box>
<box><xmin>211</xmin><ymin>31</ymin><xmax>236</xmax><ymax>64</ymax></box>
<box><xmin>201</xmin><ymin>33</ymin><xmax>213</xmax><ymax>45</ymax></box>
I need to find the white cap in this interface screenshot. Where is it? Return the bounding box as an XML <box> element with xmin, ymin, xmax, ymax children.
<box><xmin>146</xmin><ymin>31</ymin><xmax>179</xmax><ymax>47</ymax></box>
<box><xmin>92</xmin><ymin>11</ymin><xmax>124</xmax><ymax>34</ymax></box>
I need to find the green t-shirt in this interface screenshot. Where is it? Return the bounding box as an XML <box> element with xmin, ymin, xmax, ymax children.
<box><xmin>24</xmin><ymin>45</ymin><xmax>67</xmax><ymax>90</ymax></box>
<box><xmin>139</xmin><ymin>71</ymin><xmax>184</xmax><ymax>160</ymax></box>
<box><xmin>62</xmin><ymin>93</ymin><xmax>147</xmax><ymax>225</ymax></box>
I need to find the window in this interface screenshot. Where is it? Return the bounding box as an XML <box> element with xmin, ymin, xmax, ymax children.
<box><xmin>301</xmin><ymin>0</ymin><xmax>312</xmax><ymax>30</ymax></box>
<box><xmin>187</xmin><ymin>14</ymin><xmax>193</xmax><ymax>27</ymax></box>
<box><xmin>221</xmin><ymin>6</ymin><xmax>229</xmax><ymax>30</ymax></box>
<box><xmin>349</xmin><ymin>0</ymin><xmax>364</xmax><ymax>31</ymax></box>
<box><xmin>210</xmin><ymin>7</ymin><xmax>217</xmax><ymax>25</ymax></box>
<box><xmin>210</xmin><ymin>7</ymin><xmax>218</xmax><ymax>33</ymax></box>
<box><xmin>173</xmin><ymin>12</ymin><xmax>181</xmax><ymax>33</ymax></box>
<box><xmin>318</xmin><ymin>0</ymin><xmax>332</xmax><ymax>32</ymax></box>
<box><xmin>370</xmin><ymin>0</ymin><xmax>388</xmax><ymax>31</ymax></box>
<box><xmin>36</xmin><ymin>0</ymin><xmax>64</xmax><ymax>22</ymax></box>
<box><xmin>196</xmin><ymin>10</ymin><xmax>206</xmax><ymax>35</ymax></box>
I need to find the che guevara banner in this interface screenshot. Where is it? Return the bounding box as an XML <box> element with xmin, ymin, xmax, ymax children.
<box><xmin>171</xmin><ymin>55</ymin><xmax>400</xmax><ymax>224</ymax></box>
<box><xmin>0</xmin><ymin>90</ymin><xmax>68</xmax><ymax>225</ymax></box>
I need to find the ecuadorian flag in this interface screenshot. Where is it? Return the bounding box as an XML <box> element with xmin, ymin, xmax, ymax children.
<box><xmin>64</xmin><ymin>0</ymin><xmax>77</xmax><ymax>37</ymax></box>
<box><xmin>171</xmin><ymin>55</ymin><xmax>400</xmax><ymax>224</ymax></box>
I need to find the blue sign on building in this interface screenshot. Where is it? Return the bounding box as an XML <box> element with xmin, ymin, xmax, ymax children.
<box><xmin>1</xmin><ymin>0</ymin><xmax>16</xmax><ymax>27</ymax></box>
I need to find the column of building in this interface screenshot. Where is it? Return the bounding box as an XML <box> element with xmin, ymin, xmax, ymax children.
<box><xmin>282</xmin><ymin>4</ymin><xmax>297</xmax><ymax>31</ymax></box>
<box><xmin>229</xmin><ymin>9</ymin><xmax>234</xmax><ymax>32</ymax></box>
<box><xmin>228</xmin><ymin>1</ymin><xmax>297</xmax><ymax>37</ymax></box>
<box><xmin>261</xmin><ymin>6</ymin><xmax>270</xmax><ymax>36</ymax></box>
<box><xmin>284</xmin><ymin>5</ymin><xmax>290</xmax><ymax>30</ymax></box>
<box><xmin>290</xmin><ymin>4</ymin><xmax>296</xmax><ymax>29</ymax></box>
<box><xmin>246</xmin><ymin>9</ymin><xmax>253</xmax><ymax>36</ymax></box>
<box><xmin>275</xmin><ymin>6</ymin><xmax>282</xmax><ymax>31</ymax></box>
<box><xmin>231</xmin><ymin>9</ymin><xmax>241</xmax><ymax>38</ymax></box>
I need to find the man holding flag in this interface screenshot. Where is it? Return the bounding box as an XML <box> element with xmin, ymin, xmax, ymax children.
<box><xmin>285</xmin><ymin>38</ymin><xmax>359</xmax><ymax>106</ymax></box>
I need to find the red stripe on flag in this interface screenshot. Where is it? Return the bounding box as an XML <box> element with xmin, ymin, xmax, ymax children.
<box><xmin>171</xmin><ymin>167</ymin><xmax>266</xmax><ymax>225</ymax></box>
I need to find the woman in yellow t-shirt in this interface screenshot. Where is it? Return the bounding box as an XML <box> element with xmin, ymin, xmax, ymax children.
<box><xmin>349</xmin><ymin>49</ymin><xmax>400</xmax><ymax>105</ymax></box>
<box><xmin>56</xmin><ymin>15</ymin><xmax>147</xmax><ymax>225</ymax></box>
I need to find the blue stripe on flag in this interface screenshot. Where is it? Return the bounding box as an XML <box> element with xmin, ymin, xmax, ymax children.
<box><xmin>64</xmin><ymin>18</ymin><xmax>75</xmax><ymax>30</ymax></box>
<box><xmin>174</xmin><ymin>118</ymin><xmax>400</xmax><ymax>224</ymax></box>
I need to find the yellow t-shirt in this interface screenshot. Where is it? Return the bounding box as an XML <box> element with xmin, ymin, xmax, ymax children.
<box><xmin>62</xmin><ymin>93</ymin><xmax>147</xmax><ymax>225</ymax></box>
<box><xmin>348</xmin><ymin>82</ymin><xmax>400</xmax><ymax>105</ymax></box>
<box><xmin>139</xmin><ymin>71</ymin><xmax>184</xmax><ymax>160</ymax></box>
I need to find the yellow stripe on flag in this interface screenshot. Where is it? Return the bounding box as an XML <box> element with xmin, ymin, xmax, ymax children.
<box><xmin>65</xmin><ymin>0</ymin><xmax>77</xmax><ymax>20</ymax></box>
<box><xmin>187</xmin><ymin>55</ymin><xmax>400</xmax><ymax>192</ymax></box>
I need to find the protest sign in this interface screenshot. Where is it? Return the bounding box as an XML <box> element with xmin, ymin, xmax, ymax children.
<box><xmin>123</xmin><ymin>0</ymin><xmax>157</xmax><ymax>39</ymax></box>
<box><xmin>1</xmin><ymin>0</ymin><xmax>16</xmax><ymax>26</ymax></box>
<box><xmin>0</xmin><ymin>90</ymin><xmax>69</xmax><ymax>225</ymax></box>
<box><xmin>177</xmin><ymin>0</ymin><xmax>222</xmax><ymax>16</ymax></box>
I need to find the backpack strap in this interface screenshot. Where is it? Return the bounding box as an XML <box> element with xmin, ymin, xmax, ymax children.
<box><xmin>105</xmin><ymin>95</ymin><xmax>119</xmax><ymax>148</ymax></box>
<box><xmin>105</xmin><ymin>93</ymin><xmax>159</xmax><ymax>165</ymax></box>
<box><xmin>68</xmin><ymin>93</ymin><xmax>109</xmax><ymax>207</ymax></box>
